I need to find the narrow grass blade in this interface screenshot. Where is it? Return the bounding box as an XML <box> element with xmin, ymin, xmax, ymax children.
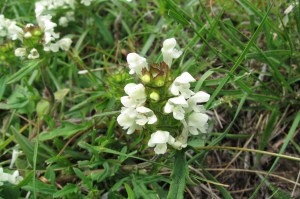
<box><xmin>167</xmin><ymin>150</ymin><xmax>187</xmax><ymax>199</ymax></box>
<box><xmin>205</xmin><ymin>4</ymin><xmax>273</xmax><ymax>109</ymax></box>
<box><xmin>249</xmin><ymin>111</ymin><xmax>300</xmax><ymax>199</ymax></box>
<box><xmin>6</xmin><ymin>60</ymin><xmax>42</xmax><ymax>85</ymax></box>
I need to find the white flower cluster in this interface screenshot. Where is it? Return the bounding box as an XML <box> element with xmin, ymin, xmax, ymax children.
<box><xmin>35</xmin><ymin>5</ymin><xmax>72</xmax><ymax>53</ymax></box>
<box><xmin>151</xmin><ymin>72</ymin><xmax>210</xmax><ymax>154</ymax></box>
<box><xmin>0</xmin><ymin>168</ymin><xmax>23</xmax><ymax>186</ymax></box>
<box><xmin>0</xmin><ymin>15</ymin><xmax>24</xmax><ymax>41</ymax></box>
<box><xmin>8</xmin><ymin>1</ymin><xmax>73</xmax><ymax>59</ymax></box>
<box><xmin>35</xmin><ymin>0</ymin><xmax>76</xmax><ymax>28</ymax></box>
<box><xmin>118</xmin><ymin>38</ymin><xmax>210</xmax><ymax>155</ymax></box>
<box><xmin>165</xmin><ymin>72</ymin><xmax>210</xmax><ymax>136</ymax></box>
<box><xmin>117</xmin><ymin>83</ymin><xmax>157</xmax><ymax>135</ymax></box>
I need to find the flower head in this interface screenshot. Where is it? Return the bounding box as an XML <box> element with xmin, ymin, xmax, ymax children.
<box><xmin>120</xmin><ymin>83</ymin><xmax>147</xmax><ymax>108</ymax></box>
<box><xmin>28</xmin><ymin>48</ymin><xmax>40</xmax><ymax>59</ymax></box>
<box><xmin>0</xmin><ymin>168</ymin><xmax>23</xmax><ymax>186</ymax></box>
<box><xmin>117</xmin><ymin>106</ymin><xmax>157</xmax><ymax>135</ymax></box>
<box><xmin>164</xmin><ymin>95</ymin><xmax>188</xmax><ymax>120</ymax></box>
<box><xmin>127</xmin><ymin>53</ymin><xmax>148</xmax><ymax>76</ymax></box>
<box><xmin>135</xmin><ymin>106</ymin><xmax>157</xmax><ymax>125</ymax></box>
<box><xmin>117</xmin><ymin>107</ymin><xmax>141</xmax><ymax>135</ymax></box>
<box><xmin>148</xmin><ymin>131</ymin><xmax>175</xmax><ymax>154</ymax></box>
<box><xmin>187</xmin><ymin>91</ymin><xmax>210</xmax><ymax>113</ymax></box>
<box><xmin>170</xmin><ymin>72</ymin><xmax>195</xmax><ymax>98</ymax></box>
<box><xmin>58</xmin><ymin>38</ymin><xmax>72</xmax><ymax>51</ymax></box>
<box><xmin>161</xmin><ymin>38</ymin><xmax>182</xmax><ymax>67</ymax></box>
<box><xmin>15</xmin><ymin>48</ymin><xmax>27</xmax><ymax>57</ymax></box>
<box><xmin>187</xmin><ymin>112</ymin><xmax>209</xmax><ymax>135</ymax></box>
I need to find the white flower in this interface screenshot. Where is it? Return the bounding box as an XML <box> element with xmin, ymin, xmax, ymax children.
<box><xmin>187</xmin><ymin>91</ymin><xmax>210</xmax><ymax>113</ymax></box>
<box><xmin>117</xmin><ymin>106</ymin><xmax>157</xmax><ymax>134</ymax></box>
<box><xmin>28</xmin><ymin>48</ymin><xmax>40</xmax><ymax>59</ymax></box>
<box><xmin>117</xmin><ymin>107</ymin><xmax>140</xmax><ymax>135</ymax></box>
<box><xmin>7</xmin><ymin>21</ymin><xmax>24</xmax><ymax>40</ymax></box>
<box><xmin>24</xmin><ymin>32</ymin><xmax>32</xmax><ymax>38</ymax></box>
<box><xmin>161</xmin><ymin>38</ymin><xmax>182</xmax><ymax>67</ymax></box>
<box><xmin>0</xmin><ymin>15</ymin><xmax>24</xmax><ymax>40</ymax></box>
<box><xmin>59</xmin><ymin>11</ymin><xmax>75</xmax><ymax>27</ymax></box>
<box><xmin>9</xmin><ymin>149</ymin><xmax>22</xmax><ymax>169</ymax></box>
<box><xmin>36</xmin><ymin>14</ymin><xmax>60</xmax><ymax>46</ymax></box>
<box><xmin>44</xmin><ymin>32</ymin><xmax>56</xmax><ymax>44</ymax></box>
<box><xmin>58</xmin><ymin>38</ymin><xmax>72</xmax><ymax>51</ymax></box>
<box><xmin>187</xmin><ymin>112</ymin><xmax>209</xmax><ymax>135</ymax></box>
<box><xmin>35</xmin><ymin>2</ymin><xmax>46</xmax><ymax>17</ymax></box>
<box><xmin>66</xmin><ymin>11</ymin><xmax>75</xmax><ymax>21</ymax></box>
<box><xmin>148</xmin><ymin>131</ymin><xmax>175</xmax><ymax>154</ymax></box>
<box><xmin>15</xmin><ymin>48</ymin><xmax>27</xmax><ymax>57</ymax></box>
<box><xmin>135</xmin><ymin>106</ymin><xmax>157</xmax><ymax>125</ymax></box>
<box><xmin>164</xmin><ymin>95</ymin><xmax>188</xmax><ymax>120</ymax></box>
<box><xmin>284</xmin><ymin>4</ymin><xmax>294</xmax><ymax>15</ymax></box>
<box><xmin>120</xmin><ymin>83</ymin><xmax>146</xmax><ymax>108</ymax></box>
<box><xmin>0</xmin><ymin>168</ymin><xmax>23</xmax><ymax>186</ymax></box>
<box><xmin>44</xmin><ymin>43</ymin><xmax>59</xmax><ymax>52</ymax></box>
<box><xmin>35</xmin><ymin>1</ymin><xmax>76</xmax><ymax>17</ymax></box>
<box><xmin>37</xmin><ymin>14</ymin><xmax>57</xmax><ymax>32</ymax></box>
<box><xmin>59</xmin><ymin>17</ymin><xmax>68</xmax><ymax>27</ymax></box>
<box><xmin>25</xmin><ymin>23</ymin><xmax>34</xmax><ymax>28</ymax></box>
<box><xmin>0</xmin><ymin>15</ymin><xmax>8</xmax><ymax>37</ymax></box>
<box><xmin>126</xmin><ymin>53</ymin><xmax>148</xmax><ymax>76</ymax></box>
<box><xmin>81</xmin><ymin>0</ymin><xmax>94</xmax><ymax>6</ymax></box>
<box><xmin>170</xmin><ymin>72</ymin><xmax>196</xmax><ymax>98</ymax></box>
<box><xmin>8</xmin><ymin>170</ymin><xmax>23</xmax><ymax>184</ymax></box>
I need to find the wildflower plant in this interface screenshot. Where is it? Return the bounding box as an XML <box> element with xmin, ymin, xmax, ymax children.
<box><xmin>117</xmin><ymin>38</ymin><xmax>211</xmax><ymax>155</ymax></box>
<box><xmin>2</xmin><ymin>0</ymin><xmax>300</xmax><ymax>198</ymax></box>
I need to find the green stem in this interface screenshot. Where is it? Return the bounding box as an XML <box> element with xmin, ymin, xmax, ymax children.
<box><xmin>167</xmin><ymin>150</ymin><xmax>187</xmax><ymax>199</ymax></box>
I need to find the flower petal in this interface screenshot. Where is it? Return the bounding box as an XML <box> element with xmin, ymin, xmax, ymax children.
<box><xmin>154</xmin><ymin>143</ymin><xmax>167</xmax><ymax>154</ymax></box>
<box><xmin>164</xmin><ymin>101</ymin><xmax>173</xmax><ymax>113</ymax></box>
<box><xmin>149</xmin><ymin>131</ymin><xmax>170</xmax><ymax>144</ymax></box>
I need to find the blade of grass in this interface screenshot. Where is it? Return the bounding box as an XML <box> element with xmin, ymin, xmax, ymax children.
<box><xmin>205</xmin><ymin>4</ymin><xmax>273</xmax><ymax>109</ymax></box>
<box><xmin>167</xmin><ymin>150</ymin><xmax>187</xmax><ymax>199</ymax></box>
<box><xmin>249</xmin><ymin>111</ymin><xmax>300</xmax><ymax>199</ymax></box>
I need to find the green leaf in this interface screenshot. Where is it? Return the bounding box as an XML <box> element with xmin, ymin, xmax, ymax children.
<box><xmin>188</xmin><ymin>138</ymin><xmax>206</xmax><ymax>148</ymax></box>
<box><xmin>54</xmin><ymin>88</ymin><xmax>69</xmax><ymax>101</ymax></box>
<box><xmin>22</xmin><ymin>180</ymin><xmax>57</xmax><ymax>195</ymax></box>
<box><xmin>245</xmin><ymin>50</ymin><xmax>291</xmax><ymax>60</ymax></box>
<box><xmin>167</xmin><ymin>150</ymin><xmax>187</xmax><ymax>199</ymax></box>
<box><xmin>53</xmin><ymin>184</ymin><xmax>79</xmax><ymax>198</ymax></box>
<box><xmin>94</xmin><ymin>15</ymin><xmax>113</xmax><ymax>45</ymax></box>
<box><xmin>132</xmin><ymin>176</ymin><xmax>157</xmax><ymax>199</ymax></box>
<box><xmin>36</xmin><ymin>99</ymin><xmax>50</xmax><ymax>117</ymax></box>
<box><xmin>0</xmin><ymin>76</ymin><xmax>7</xmax><ymax>101</ymax></box>
<box><xmin>0</xmin><ymin>185</ymin><xmax>21</xmax><ymax>199</ymax></box>
<box><xmin>124</xmin><ymin>183</ymin><xmax>135</xmax><ymax>199</ymax></box>
<box><xmin>39</xmin><ymin>121</ymin><xmax>92</xmax><ymax>141</ymax></box>
<box><xmin>11</xmin><ymin>127</ymin><xmax>48</xmax><ymax>165</ymax></box>
<box><xmin>6</xmin><ymin>60</ymin><xmax>41</xmax><ymax>85</ymax></box>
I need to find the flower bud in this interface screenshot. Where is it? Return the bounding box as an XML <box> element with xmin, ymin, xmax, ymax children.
<box><xmin>153</xmin><ymin>76</ymin><xmax>165</xmax><ymax>87</ymax></box>
<box><xmin>33</xmin><ymin>29</ymin><xmax>42</xmax><ymax>36</ymax></box>
<box><xmin>141</xmin><ymin>73</ymin><xmax>151</xmax><ymax>84</ymax></box>
<box><xmin>150</xmin><ymin>92</ymin><xmax>160</xmax><ymax>101</ymax></box>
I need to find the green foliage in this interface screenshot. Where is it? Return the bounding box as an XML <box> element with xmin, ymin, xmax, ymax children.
<box><xmin>0</xmin><ymin>0</ymin><xmax>300</xmax><ymax>198</ymax></box>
